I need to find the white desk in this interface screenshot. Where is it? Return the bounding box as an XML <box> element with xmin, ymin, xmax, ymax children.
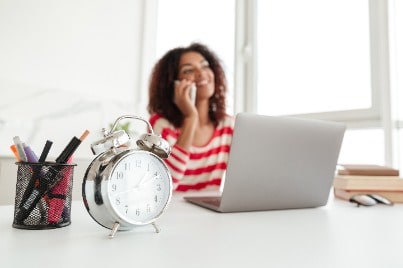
<box><xmin>1</xmin><ymin>193</ymin><xmax>403</xmax><ymax>268</ymax></box>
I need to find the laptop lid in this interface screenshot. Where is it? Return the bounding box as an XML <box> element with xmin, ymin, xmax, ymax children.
<box><xmin>185</xmin><ymin>113</ymin><xmax>346</xmax><ymax>212</ymax></box>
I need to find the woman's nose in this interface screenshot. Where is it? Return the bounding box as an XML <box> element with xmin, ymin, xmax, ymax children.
<box><xmin>194</xmin><ymin>67</ymin><xmax>204</xmax><ymax>78</ymax></box>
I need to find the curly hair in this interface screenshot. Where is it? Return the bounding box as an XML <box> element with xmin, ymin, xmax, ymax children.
<box><xmin>147</xmin><ymin>43</ymin><xmax>228</xmax><ymax>128</ymax></box>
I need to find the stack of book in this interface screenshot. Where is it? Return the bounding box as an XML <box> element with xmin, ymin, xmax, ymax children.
<box><xmin>333</xmin><ymin>164</ymin><xmax>403</xmax><ymax>203</ymax></box>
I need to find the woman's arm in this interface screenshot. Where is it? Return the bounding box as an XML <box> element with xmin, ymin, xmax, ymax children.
<box><xmin>149</xmin><ymin>114</ymin><xmax>192</xmax><ymax>190</ymax></box>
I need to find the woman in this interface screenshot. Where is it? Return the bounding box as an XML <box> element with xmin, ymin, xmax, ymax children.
<box><xmin>147</xmin><ymin>43</ymin><xmax>234</xmax><ymax>192</ymax></box>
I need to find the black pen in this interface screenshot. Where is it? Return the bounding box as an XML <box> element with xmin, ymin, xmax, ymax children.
<box><xmin>39</xmin><ymin>140</ymin><xmax>53</xmax><ymax>163</ymax></box>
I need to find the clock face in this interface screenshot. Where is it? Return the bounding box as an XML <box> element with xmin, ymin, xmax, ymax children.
<box><xmin>107</xmin><ymin>151</ymin><xmax>172</xmax><ymax>225</ymax></box>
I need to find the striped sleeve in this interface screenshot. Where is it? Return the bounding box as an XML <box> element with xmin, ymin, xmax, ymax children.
<box><xmin>149</xmin><ymin>114</ymin><xmax>190</xmax><ymax>188</ymax></box>
<box><xmin>149</xmin><ymin>113</ymin><xmax>235</xmax><ymax>192</ymax></box>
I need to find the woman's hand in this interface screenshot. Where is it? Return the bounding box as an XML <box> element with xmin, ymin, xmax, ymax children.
<box><xmin>174</xmin><ymin>79</ymin><xmax>197</xmax><ymax>117</ymax></box>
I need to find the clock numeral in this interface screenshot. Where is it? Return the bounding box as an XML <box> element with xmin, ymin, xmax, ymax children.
<box><xmin>135</xmin><ymin>208</ymin><xmax>140</xmax><ymax>216</ymax></box>
<box><xmin>154</xmin><ymin>195</ymin><xmax>158</xmax><ymax>203</ymax></box>
<box><xmin>156</xmin><ymin>184</ymin><xmax>162</xmax><ymax>191</ymax></box>
<box><xmin>115</xmin><ymin>197</ymin><xmax>121</xmax><ymax>205</ymax></box>
<box><xmin>111</xmin><ymin>184</ymin><xmax>117</xmax><ymax>191</ymax></box>
<box><xmin>125</xmin><ymin>205</ymin><xmax>129</xmax><ymax>214</ymax></box>
<box><xmin>115</xmin><ymin>171</ymin><xmax>124</xmax><ymax>180</ymax></box>
<box><xmin>124</xmin><ymin>162</ymin><xmax>131</xmax><ymax>171</ymax></box>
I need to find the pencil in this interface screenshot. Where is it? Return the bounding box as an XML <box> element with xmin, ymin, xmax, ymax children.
<box><xmin>55</xmin><ymin>130</ymin><xmax>89</xmax><ymax>163</ymax></box>
<box><xmin>80</xmin><ymin>130</ymin><xmax>90</xmax><ymax>141</ymax></box>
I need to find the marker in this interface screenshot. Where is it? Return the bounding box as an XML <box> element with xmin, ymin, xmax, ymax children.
<box><xmin>10</xmin><ymin>145</ymin><xmax>21</xmax><ymax>161</ymax></box>
<box><xmin>13</xmin><ymin>136</ymin><xmax>27</xmax><ymax>162</ymax></box>
<box><xmin>23</xmin><ymin>143</ymin><xmax>39</xmax><ymax>163</ymax></box>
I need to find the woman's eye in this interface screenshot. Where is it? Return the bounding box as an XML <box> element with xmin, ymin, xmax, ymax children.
<box><xmin>182</xmin><ymin>69</ymin><xmax>193</xmax><ymax>75</ymax></box>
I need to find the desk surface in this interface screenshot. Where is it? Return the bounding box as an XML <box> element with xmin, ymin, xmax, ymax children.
<box><xmin>1</xmin><ymin>193</ymin><xmax>403</xmax><ymax>268</ymax></box>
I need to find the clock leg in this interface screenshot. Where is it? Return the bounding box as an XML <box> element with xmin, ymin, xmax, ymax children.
<box><xmin>109</xmin><ymin>222</ymin><xmax>120</xmax><ymax>239</ymax></box>
<box><xmin>152</xmin><ymin>222</ymin><xmax>160</xmax><ymax>233</ymax></box>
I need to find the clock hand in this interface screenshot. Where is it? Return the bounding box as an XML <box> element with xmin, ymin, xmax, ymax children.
<box><xmin>138</xmin><ymin>173</ymin><xmax>160</xmax><ymax>187</ymax></box>
<box><xmin>110</xmin><ymin>187</ymin><xmax>140</xmax><ymax>196</ymax></box>
<box><xmin>110</xmin><ymin>173</ymin><xmax>148</xmax><ymax>196</ymax></box>
<box><xmin>110</xmin><ymin>174</ymin><xmax>161</xmax><ymax>196</ymax></box>
<box><xmin>136</xmin><ymin>172</ymin><xmax>149</xmax><ymax>188</ymax></box>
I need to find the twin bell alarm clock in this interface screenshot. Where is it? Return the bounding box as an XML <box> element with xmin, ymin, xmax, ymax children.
<box><xmin>82</xmin><ymin>115</ymin><xmax>172</xmax><ymax>238</ymax></box>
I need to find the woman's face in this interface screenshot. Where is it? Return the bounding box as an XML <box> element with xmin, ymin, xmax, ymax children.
<box><xmin>177</xmin><ymin>51</ymin><xmax>215</xmax><ymax>99</ymax></box>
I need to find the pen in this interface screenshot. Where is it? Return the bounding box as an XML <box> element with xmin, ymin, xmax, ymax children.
<box><xmin>38</xmin><ymin>140</ymin><xmax>53</xmax><ymax>163</ymax></box>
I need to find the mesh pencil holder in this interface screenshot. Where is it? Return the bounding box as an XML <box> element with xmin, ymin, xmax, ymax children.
<box><xmin>12</xmin><ymin>162</ymin><xmax>76</xmax><ymax>230</ymax></box>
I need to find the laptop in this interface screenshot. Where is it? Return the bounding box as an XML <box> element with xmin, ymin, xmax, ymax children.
<box><xmin>184</xmin><ymin>112</ymin><xmax>345</xmax><ymax>212</ymax></box>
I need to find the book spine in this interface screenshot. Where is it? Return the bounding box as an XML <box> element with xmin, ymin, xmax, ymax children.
<box><xmin>333</xmin><ymin>176</ymin><xmax>403</xmax><ymax>191</ymax></box>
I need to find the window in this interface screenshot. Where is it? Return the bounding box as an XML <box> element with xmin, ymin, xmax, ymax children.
<box><xmin>151</xmin><ymin>0</ymin><xmax>402</xmax><ymax>169</ymax></box>
<box><xmin>253</xmin><ymin>0</ymin><xmax>393</xmax><ymax>166</ymax></box>
<box><xmin>338</xmin><ymin>129</ymin><xmax>385</xmax><ymax>165</ymax></box>
<box><xmin>256</xmin><ymin>0</ymin><xmax>372</xmax><ymax>117</ymax></box>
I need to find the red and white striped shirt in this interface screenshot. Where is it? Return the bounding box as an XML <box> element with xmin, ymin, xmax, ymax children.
<box><xmin>149</xmin><ymin>114</ymin><xmax>235</xmax><ymax>192</ymax></box>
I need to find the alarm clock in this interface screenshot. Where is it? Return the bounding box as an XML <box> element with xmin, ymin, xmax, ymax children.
<box><xmin>82</xmin><ymin>115</ymin><xmax>172</xmax><ymax>238</ymax></box>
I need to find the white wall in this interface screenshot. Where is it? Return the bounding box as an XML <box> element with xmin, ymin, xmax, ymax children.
<box><xmin>0</xmin><ymin>0</ymin><xmax>145</xmax><ymax>160</ymax></box>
